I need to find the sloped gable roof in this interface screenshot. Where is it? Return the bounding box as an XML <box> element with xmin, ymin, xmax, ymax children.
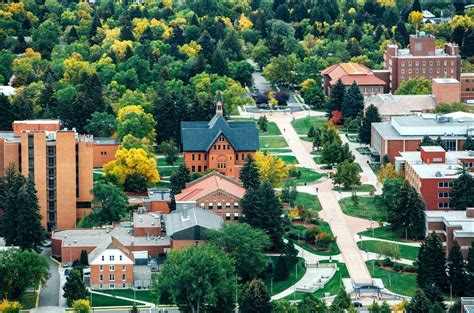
<box><xmin>181</xmin><ymin>115</ymin><xmax>259</xmax><ymax>152</ymax></box>
<box><xmin>175</xmin><ymin>172</ymin><xmax>245</xmax><ymax>201</ymax></box>
<box><xmin>88</xmin><ymin>236</ymin><xmax>135</xmax><ymax>264</ymax></box>
<box><xmin>165</xmin><ymin>207</ymin><xmax>223</xmax><ymax>237</ymax></box>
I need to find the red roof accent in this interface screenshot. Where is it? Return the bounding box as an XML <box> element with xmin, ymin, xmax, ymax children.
<box><xmin>333</xmin><ymin>75</ymin><xmax>386</xmax><ymax>86</ymax></box>
<box><xmin>175</xmin><ymin>172</ymin><xmax>245</xmax><ymax>201</ymax></box>
<box><xmin>322</xmin><ymin>63</ymin><xmax>386</xmax><ymax>86</ymax></box>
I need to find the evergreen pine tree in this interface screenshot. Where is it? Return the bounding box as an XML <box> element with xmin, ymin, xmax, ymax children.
<box><xmin>423</xmin><ymin>284</ymin><xmax>446</xmax><ymax>310</ymax></box>
<box><xmin>239</xmin><ymin>279</ymin><xmax>272</xmax><ymax>313</ymax></box>
<box><xmin>380</xmin><ymin>301</ymin><xmax>391</xmax><ymax>313</ymax></box>
<box><xmin>13</xmin><ymin>33</ymin><xmax>27</xmax><ymax>54</ymax></box>
<box><xmin>417</xmin><ymin>232</ymin><xmax>447</xmax><ymax>291</ymax></box>
<box><xmin>241</xmin><ymin>182</ymin><xmax>284</xmax><ymax>250</ymax></box>
<box><xmin>418</xmin><ymin>135</ymin><xmax>434</xmax><ymax>149</ymax></box>
<box><xmin>341</xmin><ymin>81</ymin><xmax>364</xmax><ymax>118</ymax></box>
<box><xmin>331</xmin><ymin>288</ymin><xmax>351</xmax><ymax>311</ymax></box>
<box><xmin>63</xmin><ymin>269</ymin><xmax>87</xmax><ymax>307</ymax></box>
<box><xmin>119</xmin><ymin>14</ymin><xmax>135</xmax><ymax>41</ymax></box>
<box><xmin>359</xmin><ymin>104</ymin><xmax>381</xmax><ymax>144</ymax></box>
<box><xmin>451</xmin><ymin>24</ymin><xmax>466</xmax><ymax>47</ymax></box>
<box><xmin>467</xmin><ymin>242</ymin><xmax>474</xmax><ymax>296</ymax></box>
<box><xmin>169</xmin><ymin>164</ymin><xmax>191</xmax><ymax>211</ymax></box>
<box><xmin>273</xmin><ymin>256</ymin><xmax>289</xmax><ymax>281</ymax></box>
<box><xmin>79</xmin><ymin>250</ymin><xmax>89</xmax><ymax>266</ymax></box>
<box><xmin>450</xmin><ymin>168</ymin><xmax>474</xmax><ymax>210</ymax></box>
<box><xmin>388</xmin><ymin>181</ymin><xmax>425</xmax><ymax>239</ymax></box>
<box><xmin>464</xmin><ymin>135</ymin><xmax>474</xmax><ymax>150</ymax></box>
<box><xmin>328</xmin><ymin>79</ymin><xmax>345</xmax><ymax>113</ymax></box>
<box><xmin>239</xmin><ymin>155</ymin><xmax>260</xmax><ymax>190</ymax></box>
<box><xmin>447</xmin><ymin>241</ymin><xmax>466</xmax><ymax>296</ymax></box>
<box><xmin>1</xmin><ymin>174</ymin><xmax>45</xmax><ymax>251</ymax></box>
<box><xmin>68</xmin><ymin>26</ymin><xmax>79</xmax><ymax>44</ymax></box>
<box><xmin>89</xmin><ymin>13</ymin><xmax>101</xmax><ymax>43</ymax></box>
<box><xmin>0</xmin><ymin>94</ymin><xmax>13</xmax><ymax>130</ymax></box>
<box><xmin>411</xmin><ymin>0</ymin><xmax>422</xmax><ymax>12</ymax></box>
<box><xmin>461</xmin><ymin>29</ymin><xmax>474</xmax><ymax>58</ymax></box>
<box><xmin>406</xmin><ymin>290</ymin><xmax>431</xmax><ymax>313</ymax></box>
<box><xmin>210</xmin><ymin>45</ymin><xmax>227</xmax><ymax>76</ymax></box>
<box><xmin>394</xmin><ymin>21</ymin><xmax>409</xmax><ymax>47</ymax></box>
<box><xmin>197</xmin><ymin>31</ymin><xmax>215</xmax><ymax>60</ymax></box>
<box><xmin>223</xmin><ymin>30</ymin><xmax>243</xmax><ymax>61</ymax></box>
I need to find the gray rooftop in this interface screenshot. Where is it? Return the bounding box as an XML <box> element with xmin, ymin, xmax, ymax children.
<box><xmin>181</xmin><ymin>115</ymin><xmax>259</xmax><ymax>152</ymax></box>
<box><xmin>426</xmin><ymin>210</ymin><xmax>474</xmax><ymax>238</ymax></box>
<box><xmin>165</xmin><ymin>207</ymin><xmax>223</xmax><ymax>237</ymax></box>
<box><xmin>0</xmin><ymin>132</ymin><xmax>19</xmax><ymax>142</ymax></box>
<box><xmin>364</xmin><ymin>94</ymin><xmax>436</xmax><ymax>119</ymax></box>
<box><xmin>133</xmin><ymin>212</ymin><xmax>161</xmax><ymax>228</ymax></box>
<box><xmin>93</xmin><ymin>137</ymin><xmax>119</xmax><ymax>145</ymax></box>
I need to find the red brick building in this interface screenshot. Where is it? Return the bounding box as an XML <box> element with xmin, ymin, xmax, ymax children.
<box><xmin>175</xmin><ymin>171</ymin><xmax>245</xmax><ymax>222</ymax></box>
<box><xmin>321</xmin><ymin>63</ymin><xmax>389</xmax><ymax>97</ymax></box>
<box><xmin>384</xmin><ymin>32</ymin><xmax>461</xmax><ymax>92</ymax></box>
<box><xmin>180</xmin><ymin>95</ymin><xmax>259</xmax><ymax>179</ymax></box>
<box><xmin>396</xmin><ymin>147</ymin><xmax>474</xmax><ymax>210</ymax></box>
<box><xmin>88</xmin><ymin>236</ymin><xmax>135</xmax><ymax>289</ymax></box>
<box><xmin>371</xmin><ymin>112</ymin><xmax>474</xmax><ymax>163</ymax></box>
<box><xmin>461</xmin><ymin>73</ymin><xmax>474</xmax><ymax>102</ymax></box>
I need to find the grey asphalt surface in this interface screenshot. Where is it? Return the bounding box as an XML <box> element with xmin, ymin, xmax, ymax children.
<box><xmin>39</xmin><ymin>248</ymin><xmax>60</xmax><ymax>307</ymax></box>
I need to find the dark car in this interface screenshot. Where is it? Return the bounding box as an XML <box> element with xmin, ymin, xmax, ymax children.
<box><xmin>352</xmin><ymin>301</ymin><xmax>363</xmax><ymax>308</ymax></box>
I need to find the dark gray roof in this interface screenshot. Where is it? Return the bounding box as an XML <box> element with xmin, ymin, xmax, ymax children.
<box><xmin>165</xmin><ymin>207</ymin><xmax>223</xmax><ymax>237</ymax></box>
<box><xmin>181</xmin><ymin>115</ymin><xmax>259</xmax><ymax>152</ymax></box>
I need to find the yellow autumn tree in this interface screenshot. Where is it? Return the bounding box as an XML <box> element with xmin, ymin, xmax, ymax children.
<box><xmin>409</xmin><ymin>11</ymin><xmax>424</xmax><ymax>31</ymax></box>
<box><xmin>254</xmin><ymin>152</ymin><xmax>290</xmax><ymax>186</ymax></box>
<box><xmin>179</xmin><ymin>41</ymin><xmax>202</xmax><ymax>58</ymax></box>
<box><xmin>110</xmin><ymin>40</ymin><xmax>133</xmax><ymax>61</ymax></box>
<box><xmin>0</xmin><ymin>299</ymin><xmax>22</xmax><ymax>312</ymax></box>
<box><xmin>104</xmin><ymin>148</ymin><xmax>160</xmax><ymax>186</ymax></box>
<box><xmin>62</xmin><ymin>53</ymin><xmax>95</xmax><ymax>85</ymax></box>
<box><xmin>72</xmin><ymin>299</ymin><xmax>90</xmax><ymax>313</ymax></box>
<box><xmin>377</xmin><ymin>163</ymin><xmax>402</xmax><ymax>183</ymax></box>
<box><xmin>238</xmin><ymin>14</ymin><xmax>253</xmax><ymax>31</ymax></box>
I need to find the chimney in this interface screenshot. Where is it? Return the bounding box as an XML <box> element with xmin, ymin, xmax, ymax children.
<box><xmin>467</xmin><ymin>208</ymin><xmax>474</xmax><ymax>218</ymax></box>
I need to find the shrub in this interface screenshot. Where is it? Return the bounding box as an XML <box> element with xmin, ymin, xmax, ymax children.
<box><xmin>393</xmin><ymin>263</ymin><xmax>403</xmax><ymax>272</ymax></box>
<box><xmin>0</xmin><ymin>299</ymin><xmax>22</xmax><ymax>313</ymax></box>
<box><xmin>382</xmin><ymin>258</ymin><xmax>393</xmax><ymax>267</ymax></box>
<box><xmin>402</xmin><ymin>265</ymin><xmax>417</xmax><ymax>273</ymax></box>
<box><xmin>72</xmin><ymin>299</ymin><xmax>90</xmax><ymax>313</ymax></box>
<box><xmin>315</xmin><ymin>231</ymin><xmax>335</xmax><ymax>249</ymax></box>
<box><xmin>274</xmin><ymin>256</ymin><xmax>289</xmax><ymax>281</ymax></box>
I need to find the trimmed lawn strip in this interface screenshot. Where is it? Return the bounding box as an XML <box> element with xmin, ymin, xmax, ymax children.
<box><xmin>339</xmin><ymin>197</ymin><xmax>387</xmax><ymax>222</ymax></box>
<box><xmin>261</xmin><ymin>148</ymin><xmax>293</xmax><ymax>153</ymax></box>
<box><xmin>334</xmin><ymin>184</ymin><xmax>376</xmax><ymax>193</ymax></box>
<box><xmin>20</xmin><ymin>292</ymin><xmax>37</xmax><ymax>310</ymax></box>
<box><xmin>260</xmin><ymin>122</ymin><xmax>281</xmax><ymax>136</ymax></box>
<box><xmin>88</xmin><ymin>292</ymin><xmax>136</xmax><ymax>307</ymax></box>
<box><xmin>260</xmin><ymin>136</ymin><xmax>288</xmax><ymax>149</ymax></box>
<box><xmin>264</xmin><ymin>257</ymin><xmax>306</xmax><ymax>295</ymax></box>
<box><xmin>156</xmin><ymin>156</ymin><xmax>183</xmax><ymax>167</ymax></box>
<box><xmin>291</xmin><ymin>168</ymin><xmax>326</xmax><ymax>185</ymax></box>
<box><xmin>284</xmin><ymin>261</ymin><xmax>349</xmax><ymax>300</ymax></box>
<box><xmin>358</xmin><ymin>226</ymin><xmax>414</xmax><ymax>243</ymax></box>
<box><xmin>100</xmin><ymin>289</ymin><xmax>156</xmax><ymax>303</ymax></box>
<box><xmin>287</xmin><ymin>221</ymin><xmax>340</xmax><ymax>256</ymax></box>
<box><xmin>295</xmin><ymin>192</ymin><xmax>322</xmax><ymax>212</ymax></box>
<box><xmin>291</xmin><ymin>117</ymin><xmax>327</xmax><ymax>135</ymax></box>
<box><xmin>366</xmin><ymin>260</ymin><xmax>418</xmax><ymax>297</ymax></box>
<box><xmin>279</xmin><ymin>155</ymin><xmax>298</xmax><ymax>164</ymax></box>
<box><xmin>157</xmin><ymin>166</ymin><xmax>177</xmax><ymax>178</ymax></box>
<box><xmin>357</xmin><ymin>240</ymin><xmax>419</xmax><ymax>260</ymax></box>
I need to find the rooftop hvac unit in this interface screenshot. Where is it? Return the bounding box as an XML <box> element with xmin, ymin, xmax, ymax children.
<box><xmin>435</xmin><ymin>171</ymin><xmax>442</xmax><ymax>177</ymax></box>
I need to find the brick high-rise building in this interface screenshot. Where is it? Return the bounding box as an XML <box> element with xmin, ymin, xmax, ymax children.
<box><xmin>0</xmin><ymin>120</ymin><xmax>94</xmax><ymax>231</ymax></box>
<box><xmin>384</xmin><ymin>32</ymin><xmax>461</xmax><ymax>92</ymax></box>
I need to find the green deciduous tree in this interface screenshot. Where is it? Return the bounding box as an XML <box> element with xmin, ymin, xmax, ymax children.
<box><xmin>207</xmin><ymin>223</ymin><xmax>270</xmax><ymax>281</ymax></box>
<box><xmin>297</xmin><ymin>293</ymin><xmax>328</xmax><ymax>312</ymax></box>
<box><xmin>0</xmin><ymin>166</ymin><xmax>45</xmax><ymax>251</ymax></box>
<box><xmin>158</xmin><ymin>140</ymin><xmax>179</xmax><ymax>166</ymax></box>
<box><xmin>85</xmin><ymin>112</ymin><xmax>117</xmax><ymax>137</ymax></box>
<box><xmin>258</xmin><ymin>115</ymin><xmax>268</xmax><ymax>132</ymax></box>
<box><xmin>333</xmin><ymin>161</ymin><xmax>361</xmax><ymax>189</ymax></box>
<box><xmin>241</xmin><ymin>182</ymin><xmax>284</xmax><ymax>250</ymax></box>
<box><xmin>239</xmin><ymin>279</ymin><xmax>272</xmax><ymax>313</ymax></box>
<box><xmin>89</xmin><ymin>181</ymin><xmax>128</xmax><ymax>225</ymax></box>
<box><xmin>0</xmin><ymin>249</ymin><xmax>49</xmax><ymax>299</ymax></box>
<box><xmin>388</xmin><ymin>180</ymin><xmax>425</xmax><ymax>239</ymax></box>
<box><xmin>395</xmin><ymin>78</ymin><xmax>431</xmax><ymax>95</ymax></box>
<box><xmin>239</xmin><ymin>155</ymin><xmax>260</xmax><ymax>190</ymax></box>
<box><xmin>63</xmin><ymin>269</ymin><xmax>87</xmax><ymax>307</ymax></box>
<box><xmin>262</xmin><ymin>54</ymin><xmax>298</xmax><ymax>86</ymax></box>
<box><xmin>359</xmin><ymin>104</ymin><xmax>381</xmax><ymax>145</ymax></box>
<box><xmin>151</xmin><ymin>245</ymin><xmax>237</xmax><ymax>313</ymax></box>
<box><xmin>331</xmin><ymin>288</ymin><xmax>351</xmax><ymax>312</ymax></box>
<box><xmin>0</xmin><ymin>94</ymin><xmax>13</xmax><ymax>130</ymax></box>
<box><xmin>417</xmin><ymin>232</ymin><xmax>447</xmax><ymax>291</ymax></box>
<box><xmin>341</xmin><ymin>81</ymin><xmax>364</xmax><ymax>118</ymax></box>
<box><xmin>447</xmin><ymin>240</ymin><xmax>466</xmax><ymax>296</ymax></box>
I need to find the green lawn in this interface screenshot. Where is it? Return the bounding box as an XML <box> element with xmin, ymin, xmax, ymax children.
<box><xmin>334</xmin><ymin>184</ymin><xmax>376</xmax><ymax>193</ymax></box>
<box><xmin>157</xmin><ymin>166</ymin><xmax>177</xmax><ymax>178</ymax></box>
<box><xmin>260</xmin><ymin>148</ymin><xmax>293</xmax><ymax>153</ymax></box>
<box><xmin>313</xmin><ymin>156</ymin><xmax>322</xmax><ymax>164</ymax></box>
<box><xmin>294</xmin><ymin>192</ymin><xmax>322</xmax><ymax>211</ymax></box>
<box><xmin>357</xmin><ymin>240</ymin><xmax>420</xmax><ymax>260</ymax></box>
<box><xmin>100</xmin><ymin>289</ymin><xmax>156</xmax><ymax>303</ymax></box>
<box><xmin>260</xmin><ymin>122</ymin><xmax>281</xmax><ymax>136</ymax></box>
<box><xmin>291</xmin><ymin>116</ymin><xmax>327</xmax><ymax>135</ymax></box>
<box><xmin>89</xmin><ymin>292</ymin><xmax>136</xmax><ymax>307</ymax></box>
<box><xmin>287</xmin><ymin>221</ymin><xmax>340</xmax><ymax>256</ymax></box>
<box><xmin>156</xmin><ymin>156</ymin><xmax>183</xmax><ymax>167</ymax></box>
<box><xmin>284</xmin><ymin>261</ymin><xmax>349</xmax><ymax>300</ymax></box>
<box><xmin>279</xmin><ymin>155</ymin><xmax>298</xmax><ymax>164</ymax></box>
<box><xmin>358</xmin><ymin>226</ymin><xmax>410</xmax><ymax>242</ymax></box>
<box><xmin>260</xmin><ymin>136</ymin><xmax>288</xmax><ymax>148</ymax></box>
<box><xmin>264</xmin><ymin>257</ymin><xmax>306</xmax><ymax>295</ymax></box>
<box><xmin>339</xmin><ymin>197</ymin><xmax>387</xmax><ymax>222</ymax></box>
<box><xmin>20</xmin><ymin>292</ymin><xmax>37</xmax><ymax>310</ymax></box>
<box><xmin>290</xmin><ymin>168</ymin><xmax>326</xmax><ymax>185</ymax></box>
<box><xmin>155</xmin><ymin>181</ymin><xmax>171</xmax><ymax>188</ymax></box>
<box><xmin>367</xmin><ymin>260</ymin><xmax>418</xmax><ymax>297</ymax></box>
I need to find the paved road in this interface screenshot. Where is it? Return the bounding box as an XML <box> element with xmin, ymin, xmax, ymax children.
<box><xmin>268</xmin><ymin>111</ymin><xmax>373</xmax><ymax>286</ymax></box>
<box><xmin>39</xmin><ymin>248</ymin><xmax>60</xmax><ymax>307</ymax></box>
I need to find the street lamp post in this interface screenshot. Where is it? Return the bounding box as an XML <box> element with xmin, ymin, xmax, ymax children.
<box><xmin>387</xmin><ymin>274</ymin><xmax>392</xmax><ymax>290</ymax></box>
<box><xmin>271</xmin><ymin>277</ymin><xmax>274</xmax><ymax>295</ymax></box>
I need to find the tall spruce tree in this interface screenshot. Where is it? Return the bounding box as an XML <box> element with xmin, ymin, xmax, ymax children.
<box><xmin>169</xmin><ymin>164</ymin><xmax>191</xmax><ymax>211</ymax></box>
<box><xmin>119</xmin><ymin>14</ymin><xmax>135</xmax><ymax>41</ymax></box>
<box><xmin>359</xmin><ymin>104</ymin><xmax>381</xmax><ymax>144</ymax></box>
<box><xmin>467</xmin><ymin>242</ymin><xmax>474</xmax><ymax>295</ymax></box>
<box><xmin>447</xmin><ymin>241</ymin><xmax>466</xmax><ymax>296</ymax></box>
<box><xmin>423</xmin><ymin>284</ymin><xmax>446</xmax><ymax>310</ymax></box>
<box><xmin>241</xmin><ymin>182</ymin><xmax>284</xmax><ymax>250</ymax></box>
<box><xmin>239</xmin><ymin>155</ymin><xmax>260</xmax><ymax>190</ymax></box>
<box><xmin>0</xmin><ymin>94</ymin><xmax>13</xmax><ymax>130</ymax></box>
<box><xmin>0</xmin><ymin>170</ymin><xmax>45</xmax><ymax>251</ymax></box>
<box><xmin>328</xmin><ymin>78</ymin><xmax>345</xmax><ymax>113</ymax></box>
<box><xmin>388</xmin><ymin>180</ymin><xmax>425</xmax><ymax>239</ymax></box>
<box><xmin>450</xmin><ymin>167</ymin><xmax>474</xmax><ymax>210</ymax></box>
<box><xmin>394</xmin><ymin>21</ymin><xmax>409</xmax><ymax>47</ymax></box>
<box><xmin>417</xmin><ymin>232</ymin><xmax>447</xmax><ymax>291</ymax></box>
<box><xmin>411</xmin><ymin>0</ymin><xmax>422</xmax><ymax>12</ymax></box>
<box><xmin>406</xmin><ymin>290</ymin><xmax>431</xmax><ymax>313</ymax></box>
<box><xmin>464</xmin><ymin>135</ymin><xmax>474</xmax><ymax>150</ymax></box>
<box><xmin>63</xmin><ymin>269</ymin><xmax>87</xmax><ymax>307</ymax></box>
<box><xmin>341</xmin><ymin>81</ymin><xmax>364</xmax><ymax>118</ymax></box>
<box><xmin>239</xmin><ymin>279</ymin><xmax>272</xmax><ymax>313</ymax></box>
<box><xmin>88</xmin><ymin>13</ymin><xmax>101</xmax><ymax>43</ymax></box>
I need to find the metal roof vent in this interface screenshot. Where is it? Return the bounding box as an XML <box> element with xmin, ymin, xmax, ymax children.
<box><xmin>435</xmin><ymin>171</ymin><xmax>442</xmax><ymax>177</ymax></box>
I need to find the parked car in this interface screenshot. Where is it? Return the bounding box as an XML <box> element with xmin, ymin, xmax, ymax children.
<box><xmin>352</xmin><ymin>301</ymin><xmax>363</xmax><ymax>308</ymax></box>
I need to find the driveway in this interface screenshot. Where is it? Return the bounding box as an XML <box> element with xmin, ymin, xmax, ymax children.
<box><xmin>39</xmin><ymin>248</ymin><xmax>60</xmax><ymax>307</ymax></box>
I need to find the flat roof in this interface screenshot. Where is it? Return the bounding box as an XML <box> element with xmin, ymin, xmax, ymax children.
<box><xmin>426</xmin><ymin>210</ymin><xmax>474</xmax><ymax>238</ymax></box>
<box><xmin>13</xmin><ymin>119</ymin><xmax>60</xmax><ymax>125</ymax></box>
<box><xmin>0</xmin><ymin>132</ymin><xmax>19</xmax><ymax>142</ymax></box>
<box><xmin>133</xmin><ymin>212</ymin><xmax>161</xmax><ymax>228</ymax></box>
<box><xmin>93</xmin><ymin>137</ymin><xmax>119</xmax><ymax>145</ymax></box>
<box><xmin>421</xmin><ymin>146</ymin><xmax>445</xmax><ymax>152</ymax></box>
<box><xmin>432</xmin><ymin>77</ymin><xmax>459</xmax><ymax>84</ymax></box>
